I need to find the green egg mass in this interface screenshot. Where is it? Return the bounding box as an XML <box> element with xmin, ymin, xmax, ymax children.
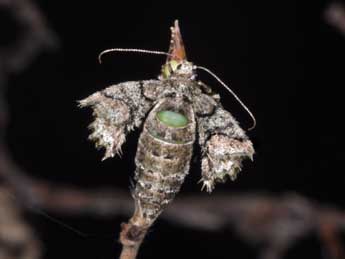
<box><xmin>156</xmin><ymin>110</ymin><xmax>188</xmax><ymax>128</ymax></box>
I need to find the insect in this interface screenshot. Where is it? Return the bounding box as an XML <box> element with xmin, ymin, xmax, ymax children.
<box><xmin>79</xmin><ymin>20</ymin><xmax>255</xmax><ymax>226</ymax></box>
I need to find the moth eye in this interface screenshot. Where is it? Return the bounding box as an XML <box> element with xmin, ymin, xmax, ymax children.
<box><xmin>176</xmin><ymin>64</ymin><xmax>182</xmax><ymax>69</ymax></box>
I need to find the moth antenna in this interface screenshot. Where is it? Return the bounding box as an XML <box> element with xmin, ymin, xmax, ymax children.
<box><xmin>98</xmin><ymin>48</ymin><xmax>171</xmax><ymax>64</ymax></box>
<box><xmin>196</xmin><ymin>65</ymin><xmax>256</xmax><ymax>130</ymax></box>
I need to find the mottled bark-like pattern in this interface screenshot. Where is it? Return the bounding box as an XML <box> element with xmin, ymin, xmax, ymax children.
<box><xmin>78</xmin><ymin>23</ymin><xmax>257</xmax><ymax>259</ymax></box>
<box><xmin>197</xmin><ymin>105</ymin><xmax>254</xmax><ymax>192</ymax></box>
<box><xmin>80</xmin><ymin>21</ymin><xmax>255</xmax><ymax>228</ymax></box>
<box><xmin>134</xmin><ymin>97</ymin><xmax>195</xmax><ymax>224</ymax></box>
<box><xmin>80</xmin><ymin>21</ymin><xmax>254</xmax><ymax>258</ymax></box>
<box><xmin>80</xmin><ymin>74</ymin><xmax>254</xmax><ymax>223</ymax></box>
<box><xmin>79</xmin><ymin>80</ymin><xmax>160</xmax><ymax>160</ymax></box>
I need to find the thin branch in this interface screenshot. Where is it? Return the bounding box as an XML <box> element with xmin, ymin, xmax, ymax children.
<box><xmin>0</xmin><ymin>186</ymin><xmax>41</xmax><ymax>259</ymax></box>
<box><xmin>2</xmin><ymin>169</ymin><xmax>345</xmax><ymax>259</ymax></box>
<box><xmin>119</xmin><ymin>220</ymin><xmax>148</xmax><ymax>259</ymax></box>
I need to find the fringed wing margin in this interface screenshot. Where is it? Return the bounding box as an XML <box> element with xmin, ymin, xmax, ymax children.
<box><xmin>195</xmin><ymin>93</ymin><xmax>254</xmax><ymax>192</ymax></box>
<box><xmin>79</xmin><ymin>80</ymin><xmax>162</xmax><ymax>160</ymax></box>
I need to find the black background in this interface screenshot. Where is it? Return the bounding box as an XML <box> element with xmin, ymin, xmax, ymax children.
<box><xmin>3</xmin><ymin>0</ymin><xmax>345</xmax><ymax>258</ymax></box>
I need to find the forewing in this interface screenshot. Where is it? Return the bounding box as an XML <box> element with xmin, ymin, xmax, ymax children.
<box><xmin>196</xmin><ymin>95</ymin><xmax>254</xmax><ymax>192</ymax></box>
<box><xmin>79</xmin><ymin>80</ymin><xmax>161</xmax><ymax>160</ymax></box>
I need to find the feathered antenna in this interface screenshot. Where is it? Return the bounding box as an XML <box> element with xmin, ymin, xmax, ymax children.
<box><xmin>195</xmin><ymin>65</ymin><xmax>256</xmax><ymax>130</ymax></box>
<box><xmin>98</xmin><ymin>48</ymin><xmax>171</xmax><ymax>64</ymax></box>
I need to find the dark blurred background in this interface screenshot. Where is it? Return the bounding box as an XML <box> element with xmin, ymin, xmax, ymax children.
<box><xmin>1</xmin><ymin>0</ymin><xmax>345</xmax><ymax>258</ymax></box>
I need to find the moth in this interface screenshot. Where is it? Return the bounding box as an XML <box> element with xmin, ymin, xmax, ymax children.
<box><xmin>79</xmin><ymin>20</ymin><xmax>255</xmax><ymax>226</ymax></box>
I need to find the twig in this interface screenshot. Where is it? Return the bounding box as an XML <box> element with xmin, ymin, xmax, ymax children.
<box><xmin>2</xmin><ymin>170</ymin><xmax>345</xmax><ymax>259</ymax></box>
<box><xmin>119</xmin><ymin>220</ymin><xmax>148</xmax><ymax>259</ymax></box>
<box><xmin>0</xmin><ymin>186</ymin><xmax>41</xmax><ymax>259</ymax></box>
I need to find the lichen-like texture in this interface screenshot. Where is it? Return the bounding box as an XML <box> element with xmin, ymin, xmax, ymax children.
<box><xmin>79</xmin><ymin>20</ymin><xmax>254</xmax><ymax>226</ymax></box>
<box><xmin>80</xmin><ymin>75</ymin><xmax>254</xmax><ymax>223</ymax></box>
<box><xmin>79</xmin><ymin>80</ymin><xmax>158</xmax><ymax>160</ymax></box>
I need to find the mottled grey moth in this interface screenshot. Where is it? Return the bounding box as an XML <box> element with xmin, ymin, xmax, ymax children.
<box><xmin>79</xmin><ymin>20</ymin><xmax>255</xmax><ymax>226</ymax></box>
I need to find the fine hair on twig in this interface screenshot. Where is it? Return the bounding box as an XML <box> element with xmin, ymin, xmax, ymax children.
<box><xmin>98</xmin><ymin>48</ymin><xmax>171</xmax><ymax>64</ymax></box>
<box><xmin>195</xmin><ymin>65</ymin><xmax>256</xmax><ymax>130</ymax></box>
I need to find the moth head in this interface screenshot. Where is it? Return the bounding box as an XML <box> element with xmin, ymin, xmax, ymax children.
<box><xmin>161</xmin><ymin>60</ymin><xmax>196</xmax><ymax>79</ymax></box>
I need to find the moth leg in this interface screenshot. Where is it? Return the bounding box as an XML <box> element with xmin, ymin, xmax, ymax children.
<box><xmin>197</xmin><ymin>104</ymin><xmax>254</xmax><ymax>192</ymax></box>
<box><xmin>79</xmin><ymin>80</ymin><xmax>161</xmax><ymax>160</ymax></box>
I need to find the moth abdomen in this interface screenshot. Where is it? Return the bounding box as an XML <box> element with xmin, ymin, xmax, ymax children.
<box><xmin>133</xmin><ymin>98</ymin><xmax>195</xmax><ymax>224</ymax></box>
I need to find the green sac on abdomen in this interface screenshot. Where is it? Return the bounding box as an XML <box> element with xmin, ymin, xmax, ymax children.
<box><xmin>156</xmin><ymin>110</ymin><xmax>188</xmax><ymax>128</ymax></box>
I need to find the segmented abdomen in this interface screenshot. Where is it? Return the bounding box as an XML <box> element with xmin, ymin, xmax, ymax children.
<box><xmin>134</xmin><ymin>98</ymin><xmax>195</xmax><ymax>225</ymax></box>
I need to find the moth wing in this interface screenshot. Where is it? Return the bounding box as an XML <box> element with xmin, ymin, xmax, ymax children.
<box><xmin>196</xmin><ymin>94</ymin><xmax>254</xmax><ymax>192</ymax></box>
<box><xmin>79</xmin><ymin>80</ymin><xmax>161</xmax><ymax>160</ymax></box>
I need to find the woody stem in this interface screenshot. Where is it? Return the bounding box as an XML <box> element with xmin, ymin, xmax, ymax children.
<box><xmin>119</xmin><ymin>215</ymin><xmax>149</xmax><ymax>259</ymax></box>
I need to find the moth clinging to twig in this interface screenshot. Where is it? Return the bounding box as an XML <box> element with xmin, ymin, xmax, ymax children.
<box><xmin>79</xmin><ymin>21</ymin><xmax>255</xmax><ymax>250</ymax></box>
